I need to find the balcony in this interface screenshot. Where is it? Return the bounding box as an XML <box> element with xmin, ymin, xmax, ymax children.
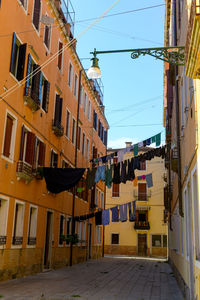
<box><xmin>0</xmin><ymin>236</ymin><xmax>6</xmax><ymax>245</ymax></box>
<box><xmin>16</xmin><ymin>161</ymin><xmax>33</xmax><ymax>183</ymax></box>
<box><xmin>133</xmin><ymin>190</ymin><xmax>151</xmax><ymax>201</ymax></box>
<box><xmin>185</xmin><ymin>0</ymin><xmax>200</xmax><ymax>78</ymax></box>
<box><xmin>24</xmin><ymin>87</ymin><xmax>40</xmax><ymax>112</ymax></box>
<box><xmin>55</xmin><ymin>0</ymin><xmax>75</xmax><ymax>38</ymax></box>
<box><xmin>134</xmin><ymin>221</ymin><xmax>150</xmax><ymax>230</ymax></box>
<box><xmin>89</xmin><ymin>79</ymin><xmax>104</xmax><ymax>107</ymax></box>
<box><xmin>28</xmin><ymin>237</ymin><xmax>36</xmax><ymax>245</ymax></box>
<box><xmin>12</xmin><ymin>236</ymin><xmax>23</xmax><ymax>245</ymax></box>
<box><xmin>52</xmin><ymin>119</ymin><xmax>64</xmax><ymax>137</ymax></box>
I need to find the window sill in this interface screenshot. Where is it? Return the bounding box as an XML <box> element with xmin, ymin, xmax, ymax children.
<box><xmin>1</xmin><ymin>155</ymin><xmax>14</xmax><ymax>164</ymax></box>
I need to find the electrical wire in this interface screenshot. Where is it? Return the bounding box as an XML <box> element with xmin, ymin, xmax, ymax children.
<box><xmin>0</xmin><ymin>0</ymin><xmax>122</xmax><ymax>102</ymax></box>
<box><xmin>75</xmin><ymin>4</ymin><xmax>165</xmax><ymax>23</ymax></box>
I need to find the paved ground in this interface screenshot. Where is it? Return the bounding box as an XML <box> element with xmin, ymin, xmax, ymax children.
<box><xmin>0</xmin><ymin>256</ymin><xmax>184</xmax><ymax>300</ymax></box>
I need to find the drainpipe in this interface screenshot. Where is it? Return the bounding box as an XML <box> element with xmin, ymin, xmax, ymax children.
<box><xmin>70</xmin><ymin>69</ymin><xmax>82</xmax><ymax>267</ymax></box>
<box><xmin>173</xmin><ymin>0</ymin><xmax>183</xmax><ymax>217</ymax></box>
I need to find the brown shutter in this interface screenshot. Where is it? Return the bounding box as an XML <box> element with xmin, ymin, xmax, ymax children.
<box><xmin>19</xmin><ymin>125</ymin><xmax>25</xmax><ymax>160</ymax></box>
<box><xmin>31</xmin><ymin>65</ymin><xmax>41</xmax><ymax>104</ymax></box>
<box><xmin>38</xmin><ymin>142</ymin><xmax>46</xmax><ymax>166</ymax></box>
<box><xmin>112</xmin><ymin>183</ymin><xmax>119</xmax><ymax>197</ymax></box>
<box><xmin>42</xmin><ymin>80</ymin><xmax>50</xmax><ymax>112</ymax></box>
<box><xmin>33</xmin><ymin>0</ymin><xmax>41</xmax><ymax>30</ymax></box>
<box><xmin>16</xmin><ymin>43</ymin><xmax>27</xmax><ymax>81</ymax></box>
<box><xmin>92</xmin><ymin>146</ymin><xmax>97</xmax><ymax>159</ymax></box>
<box><xmin>58</xmin><ymin>42</ymin><xmax>63</xmax><ymax>69</ymax></box>
<box><xmin>54</xmin><ymin>94</ymin><xmax>60</xmax><ymax>125</ymax></box>
<box><xmin>25</xmin><ymin>132</ymin><xmax>36</xmax><ymax>165</ymax></box>
<box><xmin>3</xmin><ymin>115</ymin><xmax>13</xmax><ymax>157</ymax></box>
<box><xmin>138</xmin><ymin>183</ymin><xmax>147</xmax><ymax>201</ymax></box>
<box><xmin>136</xmin><ymin>211</ymin><xmax>139</xmax><ymax>222</ymax></box>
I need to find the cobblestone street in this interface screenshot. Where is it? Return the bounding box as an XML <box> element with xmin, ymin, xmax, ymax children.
<box><xmin>0</xmin><ymin>256</ymin><xmax>183</xmax><ymax>300</ymax></box>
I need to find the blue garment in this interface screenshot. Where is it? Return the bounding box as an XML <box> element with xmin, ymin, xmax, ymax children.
<box><xmin>146</xmin><ymin>173</ymin><xmax>153</xmax><ymax>188</ymax></box>
<box><xmin>100</xmin><ymin>165</ymin><xmax>106</xmax><ymax>181</ymax></box>
<box><xmin>110</xmin><ymin>206</ymin><xmax>119</xmax><ymax>222</ymax></box>
<box><xmin>119</xmin><ymin>204</ymin><xmax>127</xmax><ymax>222</ymax></box>
<box><xmin>146</xmin><ymin>138</ymin><xmax>151</xmax><ymax>146</ymax></box>
<box><xmin>128</xmin><ymin>201</ymin><xmax>136</xmax><ymax>222</ymax></box>
<box><xmin>102</xmin><ymin>209</ymin><xmax>110</xmax><ymax>225</ymax></box>
<box><xmin>95</xmin><ymin>166</ymin><xmax>101</xmax><ymax>183</ymax></box>
<box><xmin>95</xmin><ymin>166</ymin><xmax>106</xmax><ymax>183</ymax></box>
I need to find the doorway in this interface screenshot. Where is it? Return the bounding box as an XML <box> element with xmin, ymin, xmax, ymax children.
<box><xmin>138</xmin><ymin>233</ymin><xmax>147</xmax><ymax>256</ymax></box>
<box><xmin>44</xmin><ymin>211</ymin><xmax>53</xmax><ymax>269</ymax></box>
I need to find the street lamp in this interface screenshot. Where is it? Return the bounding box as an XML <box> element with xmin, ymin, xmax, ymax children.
<box><xmin>87</xmin><ymin>46</ymin><xmax>185</xmax><ymax>78</ymax></box>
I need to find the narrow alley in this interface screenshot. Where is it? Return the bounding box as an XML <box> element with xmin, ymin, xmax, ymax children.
<box><xmin>0</xmin><ymin>257</ymin><xmax>183</xmax><ymax>300</ymax></box>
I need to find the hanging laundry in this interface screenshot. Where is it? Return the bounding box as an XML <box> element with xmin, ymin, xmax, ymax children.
<box><xmin>134</xmin><ymin>144</ymin><xmax>139</xmax><ymax>156</ymax></box>
<box><xmin>133</xmin><ymin>177</ymin><xmax>138</xmax><ymax>187</ymax></box>
<box><xmin>95</xmin><ymin>211</ymin><xmax>102</xmax><ymax>225</ymax></box>
<box><xmin>119</xmin><ymin>203</ymin><xmax>128</xmax><ymax>222</ymax></box>
<box><xmin>128</xmin><ymin>201</ymin><xmax>136</xmax><ymax>222</ymax></box>
<box><xmin>118</xmin><ymin>149</ymin><xmax>126</xmax><ymax>162</ymax></box>
<box><xmin>146</xmin><ymin>138</ymin><xmax>151</xmax><ymax>146</ymax></box>
<box><xmin>138</xmin><ymin>141</ymin><xmax>143</xmax><ymax>147</ymax></box>
<box><xmin>120</xmin><ymin>160</ymin><xmax>127</xmax><ymax>184</ymax></box>
<box><xmin>134</xmin><ymin>156</ymin><xmax>141</xmax><ymax>170</ymax></box>
<box><xmin>143</xmin><ymin>140</ymin><xmax>147</xmax><ymax>147</ymax></box>
<box><xmin>102</xmin><ymin>156</ymin><xmax>107</xmax><ymax>164</ymax></box>
<box><xmin>146</xmin><ymin>173</ymin><xmax>153</xmax><ymax>188</ymax></box>
<box><xmin>112</xmin><ymin>162</ymin><xmax>121</xmax><ymax>184</ymax></box>
<box><xmin>43</xmin><ymin>167</ymin><xmax>85</xmax><ymax>194</ymax></box>
<box><xmin>105</xmin><ymin>165</ymin><xmax>113</xmax><ymax>188</ymax></box>
<box><xmin>141</xmin><ymin>175</ymin><xmax>146</xmax><ymax>180</ymax></box>
<box><xmin>86</xmin><ymin>167</ymin><xmax>97</xmax><ymax>189</ymax></box>
<box><xmin>155</xmin><ymin>133</ymin><xmax>161</xmax><ymax>147</ymax></box>
<box><xmin>126</xmin><ymin>158</ymin><xmax>135</xmax><ymax>181</ymax></box>
<box><xmin>110</xmin><ymin>206</ymin><xmax>119</xmax><ymax>222</ymax></box>
<box><xmin>151</xmin><ymin>135</ymin><xmax>156</xmax><ymax>143</ymax></box>
<box><xmin>77</xmin><ymin>187</ymin><xmax>85</xmax><ymax>193</ymax></box>
<box><xmin>102</xmin><ymin>209</ymin><xmax>110</xmax><ymax>225</ymax></box>
<box><xmin>95</xmin><ymin>165</ymin><xmax>106</xmax><ymax>183</ymax></box>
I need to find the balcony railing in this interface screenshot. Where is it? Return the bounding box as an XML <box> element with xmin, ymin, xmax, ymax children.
<box><xmin>89</xmin><ymin>79</ymin><xmax>104</xmax><ymax>106</ymax></box>
<box><xmin>16</xmin><ymin>161</ymin><xmax>33</xmax><ymax>182</ymax></box>
<box><xmin>12</xmin><ymin>236</ymin><xmax>23</xmax><ymax>245</ymax></box>
<box><xmin>52</xmin><ymin>119</ymin><xmax>64</xmax><ymax>137</ymax></box>
<box><xmin>28</xmin><ymin>237</ymin><xmax>36</xmax><ymax>245</ymax></box>
<box><xmin>24</xmin><ymin>87</ymin><xmax>40</xmax><ymax>112</ymax></box>
<box><xmin>134</xmin><ymin>221</ymin><xmax>150</xmax><ymax>230</ymax></box>
<box><xmin>133</xmin><ymin>190</ymin><xmax>151</xmax><ymax>201</ymax></box>
<box><xmin>0</xmin><ymin>236</ymin><xmax>6</xmax><ymax>245</ymax></box>
<box><xmin>185</xmin><ymin>0</ymin><xmax>200</xmax><ymax>62</ymax></box>
<box><xmin>60</xmin><ymin>0</ymin><xmax>75</xmax><ymax>37</ymax></box>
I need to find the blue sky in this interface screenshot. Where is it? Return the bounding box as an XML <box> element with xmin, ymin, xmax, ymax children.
<box><xmin>72</xmin><ymin>0</ymin><xmax>165</xmax><ymax>148</ymax></box>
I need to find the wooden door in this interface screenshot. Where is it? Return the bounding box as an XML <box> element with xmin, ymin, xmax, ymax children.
<box><xmin>138</xmin><ymin>234</ymin><xmax>147</xmax><ymax>256</ymax></box>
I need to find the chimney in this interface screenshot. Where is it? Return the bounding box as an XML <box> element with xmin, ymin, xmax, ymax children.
<box><xmin>125</xmin><ymin>142</ymin><xmax>132</xmax><ymax>148</ymax></box>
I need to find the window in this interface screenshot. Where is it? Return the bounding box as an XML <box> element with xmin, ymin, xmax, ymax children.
<box><xmin>12</xmin><ymin>202</ymin><xmax>24</xmax><ymax>245</ymax></box>
<box><xmin>76</xmin><ymin>221</ymin><xmax>81</xmax><ymax>245</ymax></box>
<box><xmin>138</xmin><ymin>183</ymin><xmax>147</xmax><ymax>201</ymax></box>
<box><xmin>72</xmin><ymin>119</ymin><xmax>76</xmax><ymax>145</ymax></box>
<box><xmin>104</xmin><ymin>130</ymin><xmax>108</xmax><ymax>146</ymax></box>
<box><xmin>77</xmin><ymin>126</ymin><xmax>81</xmax><ymax>150</ymax></box>
<box><xmin>68</xmin><ymin>62</ymin><xmax>73</xmax><ymax>88</ymax></box>
<box><xmin>59</xmin><ymin>215</ymin><xmax>64</xmax><ymax>245</ymax></box>
<box><xmin>82</xmin><ymin>133</ymin><xmax>85</xmax><ymax>156</ymax></box>
<box><xmin>41</xmin><ymin>76</ymin><xmax>50</xmax><ymax>112</ymax></box>
<box><xmin>98</xmin><ymin>190</ymin><xmax>101</xmax><ymax>208</ymax></box>
<box><xmin>140</xmin><ymin>161</ymin><xmax>146</xmax><ymax>170</ymax></box>
<box><xmin>111</xmin><ymin>233</ymin><xmax>119</xmax><ymax>245</ymax></box>
<box><xmin>53</xmin><ymin>94</ymin><xmax>63</xmax><ymax>129</ymax></box>
<box><xmin>0</xmin><ymin>197</ymin><xmax>9</xmax><ymax>246</ymax></box>
<box><xmin>3</xmin><ymin>113</ymin><xmax>17</xmax><ymax>160</ymax></box>
<box><xmin>33</xmin><ymin>0</ymin><xmax>41</xmax><ymax>31</ymax></box>
<box><xmin>18</xmin><ymin>126</ymin><xmax>45</xmax><ymax>168</ymax></box>
<box><xmin>93</xmin><ymin>110</ymin><xmax>97</xmax><ymax>130</ymax></box>
<box><xmin>10</xmin><ymin>33</ymin><xmax>27</xmax><ymax>81</ymax></box>
<box><xmin>62</xmin><ymin>160</ymin><xmax>69</xmax><ymax>168</ymax></box>
<box><xmin>27</xmin><ymin>206</ymin><xmax>37</xmax><ymax>245</ymax></box>
<box><xmin>50</xmin><ymin>150</ymin><xmax>58</xmax><ymax>168</ymax></box>
<box><xmin>112</xmin><ymin>183</ymin><xmax>119</xmax><ymax>197</ymax></box>
<box><xmin>65</xmin><ymin>110</ymin><xmax>70</xmax><ymax>138</ymax></box>
<box><xmin>163</xmin><ymin>235</ymin><xmax>167</xmax><ymax>248</ymax></box>
<box><xmin>88</xmin><ymin>100</ymin><xmax>91</xmax><ymax>121</ymax></box>
<box><xmin>79</xmin><ymin>85</ymin><xmax>83</xmax><ymax>108</ymax></box>
<box><xmin>44</xmin><ymin>23</ymin><xmax>51</xmax><ymax>50</ymax></box>
<box><xmin>152</xmin><ymin>235</ymin><xmax>167</xmax><ymax>248</ymax></box>
<box><xmin>57</xmin><ymin>41</ymin><xmax>63</xmax><ymax>70</ymax></box>
<box><xmin>86</xmin><ymin>139</ymin><xmax>89</xmax><ymax>161</ymax></box>
<box><xmin>19</xmin><ymin>0</ymin><xmax>28</xmax><ymax>10</ymax></box>
<box><xmin>66</xmin><ymin>216</ymin><xmax>71</xmax><ymax>245</ymax></box>
<box><xmin>82</xmin><ymin>221</ymin><xmax>86</xmax><ymax>245</ymax></box>
<box><xmin>92</xmin><ymin>146</ymin><xmax>97</xmax><ymax>160</ymax></box>
<box><xmin>74</xmin><ymin>73</ymin><xmax>78</xmax><ymax>98</ymax></box>
<box><xmin>84</xmin><ymin>92</ymin><xmax>87</xmax><ymax>114</ymax></box>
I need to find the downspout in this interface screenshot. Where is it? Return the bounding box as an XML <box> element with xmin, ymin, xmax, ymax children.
<box><xmin>70</xmin><ymin>69</ymin><xmax>82</xmax><ymax>266</ymax></box>
<box><xmin>173</xmin><ymin>0</ymin><xmax>183</xmax><ymax>216</ymax></box>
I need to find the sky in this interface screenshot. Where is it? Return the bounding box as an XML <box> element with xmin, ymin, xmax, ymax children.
<box><xmin>71</xmin><ymin>0</ymin><xmax>165</xmax><ymax>149</ymax></box>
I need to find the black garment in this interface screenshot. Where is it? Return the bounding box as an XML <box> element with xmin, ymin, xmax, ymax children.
<box><xmin>112</xmin><ymin>162</ymin><xmax>121</xmax><ymax>184</ymax></box>
<box><xmin>95</xmin><ymin>211</ymin><xmax>102</xmax><ymax>225</ymax></box>
<box><xmin>102</xmin><ymin>156</ymin><xmax>107</xmax><ymax>163</ymax></box>
<box><xmin>120</xmin><ymin>161</ymin><xmax>127</xmax><ymax>184</ymax></box>
<box><xmin>134</xmin><ymin>157</ymin><xmax>140</xmax><ymax>170</ymax></box>
<box><xmin>126</xmin><ymin>158</ymin><xmax>135</xmax><ymax>181</ymax></box>
<box><xmin>43</xmin><ymin>167</ymin><xmax>85</xmax><ymax>194</ymax></box>
<box><xmin>86</xmin><ymin>167</ymin><xmax>97</xmax><ymax>189</ymax></box>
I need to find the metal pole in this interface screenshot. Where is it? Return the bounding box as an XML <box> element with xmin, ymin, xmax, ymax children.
<box><xmin>70</xmin><ymin>69</ymin><xmax>82</xmax><ymax>267</ymax></box>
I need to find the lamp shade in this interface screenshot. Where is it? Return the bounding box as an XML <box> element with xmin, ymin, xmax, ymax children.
<box><xmin>87</xmin><ymin>55</ymin><xmax>101</xmax><ymax>79</ymax></box>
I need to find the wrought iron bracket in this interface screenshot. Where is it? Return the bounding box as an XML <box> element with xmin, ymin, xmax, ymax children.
<box><xmin>91</xmin><ymin>46</ymin><xmax>185</xmax><ymax>66</ymax></box>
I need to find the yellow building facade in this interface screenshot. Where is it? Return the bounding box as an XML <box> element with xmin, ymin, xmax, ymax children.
<box><xmin>164</xmin><ymin>1</ymin><xmax>200</xmax><ymax>299</ymax></box>
<box><xmin>104</xmin><ymin>144</ymin><xmax>167</xmax><ymax>258</ymax></box>
<box><xmin>0</xmin><ymin>0</ymin><xmax>108</xmax><ymax>281</ymax></box>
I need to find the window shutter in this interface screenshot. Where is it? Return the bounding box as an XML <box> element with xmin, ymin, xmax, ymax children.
<box><xmin>3</xmin><ymin>115</ymin><xmax>13</xmax><ymax>157</ymax></box>
<box><xmin>58</xmin><ymin>42</ymin><xmax>63</xmax><ymax>69</ymax></box>
<box><xmin>112</xmin><ymin>183</ymin><xmax>119</xmax><ymax>197</ymax></box>
<box><xmin>92</xmin><ymin>146</ymin><xmax>97</xmax><ymax>159</ymax></box>
<box><xmin>38</xmin><ymin>142</ymin><xmax>46</xmax><ymax>166</ymax></box>
<box><xmin>44</xmin><ymin>25</ymin><xmax>50</xmax><ymax>48</ymax></box>
<box><xmin>104</xmin><ymin>130</ymin><xmax>107</xmax><ymax>146</ymax></box>
<box><xmin>25</xmin><ymin>53</ymin><xmax>32</xmax><ymax>96</ymax></box>
<box><xmin>33</xmin><ymin>0</ymin><xmax>41</xmax><ymax>30</ymax></box>
<box><xmin>58</xmin><ymin>97</ymin><xmax>63</xmax><ymax>123</ymax></box>
<box><xmin>10</xmin><ymin>32</ymin><xmax>16</xmax><ymax>74</ymax></box>
<box><xmin>38</xmin><ymin>71</ymin><xmax>43</xmax><ymax>103</ymax></box>
<box><xmin>54</xmin><ymin>94</ymin><xmax>60</xmax><ymax>126</ymax></box>
<box><xmin>19</xmin><ymin>125</ymin><xmax>25</xmax><ymax>160</ymax></box>
<box><xmin>42</xmin><ymin>80</ymin><xmax>50</xmax><ymax>112</ymax></box>
<box><xmin>16</xmin><ymin>43</ymin><xmax>27</xmax><ymax>81</ymax></box>
<box><xmin>138</xmin><ymin>183</ymin><xmax>147</xmax><ymax>201</ymax></box>
<box><xmin>31</xmin><ymin>64</ymin><xmax>41</xmax><ymax>104</ymax></box>
<box><xmin>25</xmin><ymin>132</ymin><xmax>36</xmax><ymax>165</ymax></box>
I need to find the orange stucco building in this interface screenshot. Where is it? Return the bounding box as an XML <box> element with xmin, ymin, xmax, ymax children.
<box><xmin>0</xmin><ymin>0</ymin><xmax>108</xmax><ymax>281</ymax></box>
